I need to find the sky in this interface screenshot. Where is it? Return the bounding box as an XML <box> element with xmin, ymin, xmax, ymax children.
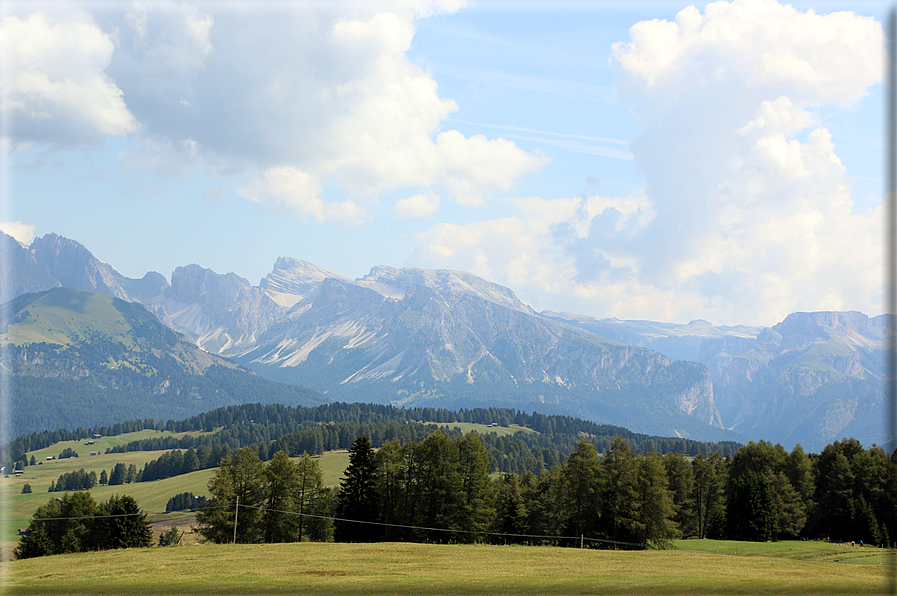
<box><xmin>0</xmin><ymin>0</ymin><xmax>890</xmax><ymax>327</ymax></box>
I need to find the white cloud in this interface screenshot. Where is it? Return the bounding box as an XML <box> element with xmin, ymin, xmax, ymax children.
<box><xmin>410</xmin><ymin>1</ymin><xmax>884</xmax><ymax>325</ymax></box>
<box><xmin>96</xmin><ymin>3</ymin><xmax>543</xmax><ymax>208</ymax></box>
<box><xmin>410</xmin><ymin>192</ymin><xmax>656</xmax><ymax>312</ymax></box>
<box><xmin>0</xmin><ymin>11</ymin><xmax>139</xmax><ymax>147</ymax></box>
<box><xmin>605</xmin><ymin>0</ymin><xmax>882</xmax><ymax>324</ymax></box>
<box><xmin>0</xmin><ymin>220</ymin><xmax>36</xmax><ymax>244</ymax></box>
<box><xmin>395</xmin><ymin>191</ymin><xmax>441</xmax><ymax>218</ymax></box>
<box><xmin>611</xmin><ymin>0</ymin><xmax>881</xmax><ymax>107</ymax></box>
<box><xmin>237</xmin><ymin>166</ymin><xmax>366</xmax><ymax>224</ymax></box>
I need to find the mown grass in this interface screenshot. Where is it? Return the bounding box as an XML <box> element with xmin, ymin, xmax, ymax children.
<box><xmin>674</xmin><ymin>538</ymin><xmax>895</xmax><ymax>565</ymax></box>
<box><xmin>0</xmin><ymin>540</ymin><xmax>890</xmax><ymax>595</ymax></box>
<box><xmin>1</xmin><ymin>438</ymin><xmax>352</xmax><ymax>556</ymax></box>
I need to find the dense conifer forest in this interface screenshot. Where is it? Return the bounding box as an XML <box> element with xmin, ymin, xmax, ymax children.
<box><xmin>8</xmin><ymin>402</ymin><xmax>896</xmax><ymax>557</ymax></box>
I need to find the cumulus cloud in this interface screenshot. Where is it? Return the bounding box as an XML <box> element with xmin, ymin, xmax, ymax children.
<box><xmin>0</xmin><ymin>11</ymin><xmax>139</xmax><ymax>148</ymax></box>
<box><xmin>411</xmin><ymin>0</ymin><xmax>884</xmax><ymax>325</ymax></box>
<box><xmin>237</xmin><ymin>166</ymin><xmax>367</xmax><ymax>224</ymax></box>
<box><xmin>395</xmin><ymin>191</ymin><xmax>441</xmax><ymax>218</ymax></box>
<box><xmin>93</xmin><ymin>1</ymin><xmax>542</xmax><ymax>208</ymax></box>
<box><xmin>0</xmin><ymin>220</ymin><xmax>36</xmax><ymax>244</ymax></box>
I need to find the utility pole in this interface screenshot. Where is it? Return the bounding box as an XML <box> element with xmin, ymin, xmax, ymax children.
<box><xmin>233</xmin><ymin>495</ymin><xmax>239</xmax><ymax>544</ymax></box>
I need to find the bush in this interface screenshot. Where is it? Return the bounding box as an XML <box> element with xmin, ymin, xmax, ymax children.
<box><xmin>158</xmin><ymin>526</ymin><xmax>182</xmax><ymax>546</ymax></box>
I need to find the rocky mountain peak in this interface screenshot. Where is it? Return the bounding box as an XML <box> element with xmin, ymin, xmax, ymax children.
<box><xmin>259</xmin><ymin>257</ymin><xmax>347</xmax><ymax>307</ymax></box>
<box><xmin>771</xmin><ymin>311</ymin><xmax>872</xmax><ymax>352</ymax></box>
<box><xmin>358</xmin><ymin>266</ymin><xmax>532</xmax><ymax>314</ymax></box>
<box><xmin>170</xmin><ymin>264</ymin><xmax>253</xmax><ymax>305</ymax></box>
<box><xmin>26</xmin><ymin>233</ymin><xmax>130</xmax><ymax>301</ymax></box>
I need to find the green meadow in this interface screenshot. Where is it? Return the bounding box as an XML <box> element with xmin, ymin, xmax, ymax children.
<box><xmin>1</xmin><ymin>430</ymin><xmax>352</xmax><ymax>557</ymax></box>
<box><xmin>1</xmin><ymin>540</ymin><xmax>891</xmax><ymax>595</ymax></box>
<box><xmin>2</xmin><ymin>429</ymin><xmax>895</xmax><ymax>594</ymax></box>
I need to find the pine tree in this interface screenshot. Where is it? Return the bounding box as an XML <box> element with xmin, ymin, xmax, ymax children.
<box><xmin>262</xmin><ymin>450</ymin><xmax>300</xmax><ymax>543</ymax></box>
<box><xmin>294</xmin><ymin>453</ymin><xmax>328</xmax><ymax>542</ymax></box>
<box><xmin>562</xmin><ymin>439</ymin><xmax>602</xmax><ymax>540</ymax></box>
<box><xmin>454</xmin><ymin>432</ymin><xmax>494</xmax><ymax>540</ymax></box>
<box><xmin>634</xmin><ymin>453</ymin><xmax>678</xmax><ymax>548</ymax></box>
<box><xmin>336</xmin><ymin>436</ymin><xmax>379</xmax><ymax>542</ymax></box>
<box><xmin>13</xmin><ymin>524</ymin><xmax>54</xmax><ymax>559</ymax></box>
<box><xmin>96</xmin><ymin>495</ymin><xmax>153</xmax><ymax>549</ymax></box>
<box><xmin>108</xmin><ymin>463</ymin><xmax>127</xmax><ymax>486</ymax></box>
<box><xmin>195</xmin><ymin>448</ymin><xmax>267</xmax><ymax>544</ymax></box>
<box><xmin>663</xmin><ymin>452</ymin><xmax>695</xmax><ymax>537</ymax></box>
<box><xmin>496</xmin><ymin>474</ymin><xmax>528</xmax><ymax>542</ymax></box>
<box><xmin>601</xmin><ymin>436</ymin><xmax>639</xmax><ymax>547</ymax></box>
<box><xmin>726</xmin><ymin>471</ymin><xmax>774</xmax><ymax>541</ymax></box>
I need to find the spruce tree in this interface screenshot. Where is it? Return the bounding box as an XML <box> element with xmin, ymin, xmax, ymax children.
<box><xmin>496</xmin><ymin>474</ymin><xmax>528</xmax><ymax>541</ymax></box>
<box><xmin>726</xmin><ymin>471</ymin><xmax>774</xmax><ymax>541</ymax></box>
<box><xmin>262</xmin><ymin>451</ymin><xmax>301</xmax><ymax>543</ymax></box>
<box><xmin>336</xmin><ymin>436</ymin><xmax>378</xmax><ymax>542</ymax></box>
<box><xmin>96</xmin><ymin>495</ymin><xmax>153</xmax><ymax>549</ymax></box>
<box><xmin>562</xmin><ymin>439</ymin><xmax>602</xmax><ymax>540</ymax></box>
<box><xmin>108</xmin><ymin>463</ymin><xmax>127</xmax><ymax>486</ymax></box>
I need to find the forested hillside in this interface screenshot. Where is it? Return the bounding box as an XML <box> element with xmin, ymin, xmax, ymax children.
<box><xmin>2</xmin><ymin>288</ymin><xmax>326</xmax><ymax>436</ymax></box>
<box><xmin>8</xmin><ymin>401</ymin><xmax>895</xmax><ymax>558</ymax></box>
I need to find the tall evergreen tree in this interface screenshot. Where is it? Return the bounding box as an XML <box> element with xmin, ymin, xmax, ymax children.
<box><xmin>263</xmin><ymin>450</ymin><xmax>301</xmax><ymax>543</ymax></box>
<box><xmin>601</xmin><ymin>436</ymin><xmax>639</xmax><ymax>547</ymax></box>
<box><xmin>633</xmin><ymin>453</ymin><xmax>678</xmax><ymax>548</ymax></box>
<box><xmin>561</xmin><ymin>439</ymin><xmax>602</xmax><ymax>540</ymax></box>
<box><xmin>335</xmin><ymin>436</ymin><xmax>378</xmax><ymax>542</ymax></box>
<box><xmin>495</xmin><ymin>474</ymin><xmax>529</xmax><ymax>542</ymax></box>
<box><xmin>726</xmin><ymin>471</ymin><xmax>774</xmax><ymax>541</ymax></box>
<box><xmin>414</xmin><ymin>430</ymin><xmax>461</xmax><ymax>542</ymax></box>
<box><xmin>96</xmin><ymin>494</ymin><xmax>153</xmax><ymax>549</ymax></box>
<box><xmin>108</xmin><ymin>463</ymin><xmax>127</xmax><ymax>486</ymax></box>
<box><xmin>374</xmin><ymin>438</ymin><xmax>406</xmax><ymax>541</ymax></box>
<box><xmin>454</xmin><ymin>432</ymin><xmax>494</xmax><ymax>540</ymax></box>
<box><xmin>195</xmin><ymin>448</ymin><xmax>267</xmax><ymax>544</ymax></box>
<box><xmin>663</xmin><ymin>452</ymin><xmax>695</xmax><ymax>537</ymax></box>
<box><xmin>691</xmin><ymin>452</ymin><xmax>727</xmax><ymax>539</ymax></box>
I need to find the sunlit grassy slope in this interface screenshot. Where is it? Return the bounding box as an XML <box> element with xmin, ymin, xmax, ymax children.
<box><xmin>1</xmin><ymin>541</ymin><xmax>891</xmax><ymax>595</ymax></box>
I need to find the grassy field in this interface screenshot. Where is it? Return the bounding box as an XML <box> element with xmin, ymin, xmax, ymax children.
<box><xmin>0</xmin><ymin>540</ymin><xmax>892</xmax><ymax>595</ymax></box>
<box><xmin>0</xmin><ymin>433</ymin><xmax>352</xmax><ymax>558</ymax></box>
<box><xmin>440</xmin><ymin>422</ymin><xmax>535</xmax><ymax>437</ymax></box>
<box><xmin>674</xmin><ymin>538</ymin><xmax>895</xmax><ymax>565</ymax></box>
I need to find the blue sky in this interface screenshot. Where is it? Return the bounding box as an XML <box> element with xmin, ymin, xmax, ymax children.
<box><xmin>0</xmin><ymin>0</ymin><xmax>889</xmax><ymax>326</ymax></box>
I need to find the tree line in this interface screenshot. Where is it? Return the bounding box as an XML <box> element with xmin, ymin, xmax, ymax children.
<box><xmin>14</xmin><ymin>493</ymin><xmax>153</xmax><ymax>559</ymax></box>
<box><xmin>3</xmin><ymin>401</ymin><xmax>739</xmax><ymax>475</ymax></box>
<box><xmin>91</xmin><ymin>408</ymin><xmax>736</xmax><ymax>490</ymax></box>
<box><xmin>197</xmin><ymin>431</ymin><xmax>896</xmax><ymax>549</ymax></box>
<box><xmin>49</xmin><ymin>462</ymin><xmax>140</xmax><ymax>492</ymax></box>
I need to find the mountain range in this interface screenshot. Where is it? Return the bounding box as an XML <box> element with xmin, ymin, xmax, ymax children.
<box><xmin>2</xmin><ymin>231</ymin><xmax>888</xmax><ymax>450</ymax></box>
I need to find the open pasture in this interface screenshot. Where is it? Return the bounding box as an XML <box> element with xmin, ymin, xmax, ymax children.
<box><xmin>1</xmin><ymin>540</ymin><xmax>890</xmax><ymax>595</ymax></box>
<box><xmin>442</xmin><ymin>422</ymin><xmax>535</xmax><ymax>437</ymax></box>
<box><xmin>1</xmin><ymin>439</ymin><xmax>352</xmax><ymax>556</ymax></box>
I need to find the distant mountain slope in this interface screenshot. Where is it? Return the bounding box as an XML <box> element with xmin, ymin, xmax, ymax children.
<box><xmin>545</xmin><ymin>310</ymin><xmax>888</xmax><ymax>451</ymax></box>
<box><xmin>540</xmin><ymin>312</ymin><xmax>762</xmax><ymax>365</ymax></box>
<box><xmin>2</xmin><ymin>231</ymin><xmax>731</xmax><ymax>441</ymax></box>
<box><xmin>1</xmin><ymin>288</ymin><xmax>326</xmax><ymax>436</ymax></box>
<box><xmin>237</xmin><ymin>278</ymin><xmax>728</xmax><ymax>441</ymax></box>
<box><xmin>17</xmin><ymin>230</ymin><xmax>885</xmax><ymax>448</ymax></box>
<box><xmin>710</xmin><ymin>311</ymin><xmax>887</xmax><ymax>450</ymax></box>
